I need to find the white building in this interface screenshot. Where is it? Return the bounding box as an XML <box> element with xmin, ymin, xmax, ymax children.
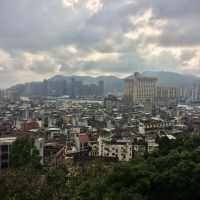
<box><xmin>0</xmin><ymin>137</ymin><xmax>45</xmax><ymax>169</ymax></box>
<box><xmin>0</xmin><ymin>137</ymin><xmax>16</xmax><ymax>169</ymax></box>
<box><xmin>34</xmin><ymin>138</ymin><xmax>45</xmax><ymax>165</ymax></box>
<box><xmin>47</xmin><ymin>128</ymin><xmax>61</xmax><ymax>139</ymax></box>
<box><xmin>98</xmin><ymin>136</ymin><xmax>133</xmax><ymax>161</ymax></box>
<box><xmin>146</xmin><ymin>138</ymin><xmax>159</xmax><ymax>153</ymax></box>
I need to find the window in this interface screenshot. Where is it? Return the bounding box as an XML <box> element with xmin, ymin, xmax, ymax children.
<box><xmin>1</xmin><ymin>153</ymin><xmax>8</xmax><ymax>161</ymax></box>
<box><xmin>1</xmin><ymin>145</ymin><xmax>8</xmax><ymax>152</ymax></box>
<box><xmin>1</xmin><ymin>162</ymin><xmax>8</xmax><ymax>169</ymax></box>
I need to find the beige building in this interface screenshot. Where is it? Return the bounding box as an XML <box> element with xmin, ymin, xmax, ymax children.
<box><xmin>124</xmin><ymin>72</ymin><xmax>181</xmax><ymax>110</ymax></box>
<box><xmin>155</xmin><ymin>87</ymin><xmax>177</xmax><ymax>106</ymax></box>
<box><xmin>192</xmin><ymin>83</ymin><xmax>200</xmax><ymax>101</ymax></box>
<box><xmin>124</xmin><ymin>72</ymin><xmax>157</xmax><ymax>106</ymax></box>
<box><xmin>156</xmin><ymin>87</ymin><xmax>177</xmax><ymax>98</ymax></box>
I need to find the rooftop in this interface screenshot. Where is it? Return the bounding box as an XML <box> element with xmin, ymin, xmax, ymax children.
<box><xmin>78</xmin><ymin>133</ymin><xmax>89</xmax><ymax>143</ymax></box>
<box><xmin>0</xmin><ymin>137</ymin><xmax>16</xmax><ymax>144</ymax></box>
<box><xmin>126</xmin><ymin>72</ymin><xmax>158</xmax><ymax>81</ymax></box>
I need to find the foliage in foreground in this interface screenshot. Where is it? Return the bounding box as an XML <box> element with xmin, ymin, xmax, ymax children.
<box><xmin>10</xmin><ymin>136</ymin><xmax>41</xmax><ymax>168</ymax></box>
<box><xmin>1</xmin><ymin>135</ymin><xmax>200</xmax><ymax>199</ymax></box>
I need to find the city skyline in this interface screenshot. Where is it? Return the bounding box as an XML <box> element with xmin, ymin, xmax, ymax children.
<box><xmin>0</xmin><ymin>0</ymin><xmax>200</xmax><ymax>88</ymax></box>
<box><xmin>1</xmin><ymin>1</ymin><xmax>200</xmax><ymax>198</ymax></box>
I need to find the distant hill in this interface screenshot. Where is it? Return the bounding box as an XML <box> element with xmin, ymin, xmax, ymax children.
<box><xmin>48</xmin><ymin>75</ymin><xmax>124</xmax><ymax>94</ymax></box>
<box><xmin>142</xmin><ymin>71</ymin><xmax>200</xmax><ymax>87</ymax></box>
<box><xmin>8</xmin><ymin>75</ymin><xmax>124</xmax><ymax>96</ymax></box>
<box><xmin>8</xmin><ymin>71</ymin><xmax>200</xmax><ymax>97</ymax></box>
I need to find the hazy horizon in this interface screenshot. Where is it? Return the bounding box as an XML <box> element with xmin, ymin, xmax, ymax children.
<box><xmin>1</xmin><ymin>0</ymin><xmax>200</xmax><ymax>88</ymax></box>
<box><xmin>2</xmin><ymin>70</ymin><xmax>200</xmax><ymax>90</ymax></box>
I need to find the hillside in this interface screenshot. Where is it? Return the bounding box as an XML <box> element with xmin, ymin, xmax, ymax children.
<box><xmin>8</xmin><ymin>75</ymin><xmax>124</xmax><ymax>96</ymax></box>
<box><xmin>8</xmin><ymin>71</ymin><xmax>200</xmax><ymax>97</ymax></box>
<box><xmin>143</xmin><ymin>71</ymin><xmax>199</xmax><ymax>87</ymax></box>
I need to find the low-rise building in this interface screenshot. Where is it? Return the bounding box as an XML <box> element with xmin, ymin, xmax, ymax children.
<box><xmin>98</xmin><ymin>136</ymin><xmax>133</xmax><ymax>161</ymax></box>
<box><xmin>74</xmin><ymin>133</ymin><xmax>89</xmax><ymax>152</ymax></box>
<box><xmin>0</xmin><ymin>137</ymin><xmax>16</xmax><ymax>169</ymax></box>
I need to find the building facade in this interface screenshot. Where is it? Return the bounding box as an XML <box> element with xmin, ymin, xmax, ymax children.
<box><xmin>98</xmin><ymin>137</ymin><xmax>133</xmax><ymax>161</ymax></box>
<box><xmin>124</xmin><ymin>72</ymin><xmax>158</xmax><ymax>105</ymax></box>
<box><xmin>124</xmin><ymin>72</ymin><xmax>158</xmax><ymax>112</ymax></box>
<box><xmin>124</xmin><ymin>72</ymin><xmax>187</xmax><ymax>109</ymax></box>
<box><xmin>192</xmin><ymin>83</ymin><xmax>200</xmax><ymax>102</ymax></box>
<box><xmin>155</xmin><ymin>86</ymin><xmax>177</xmax><ymax>107</ymax></box>
<box><xmin>0</xmin><ymin>137</ymin><xmax>16</xmax><ymax>169</ymax></box>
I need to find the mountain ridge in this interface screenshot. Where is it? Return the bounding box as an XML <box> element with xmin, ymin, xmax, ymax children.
<box><xmin>7</xmin><ymin>71</ymin><xmax>200</xmax><ymax>96</ymax></box>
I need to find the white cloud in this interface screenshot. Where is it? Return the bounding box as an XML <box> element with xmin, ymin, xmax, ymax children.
<box><xmin>0</xmin><ymin>0</ymin><xmax>200</xmax><ymax>88</ymax></box>
<box><xmin>80</xmin><ymin>51</ymin><xmax>120</xmax><ymax>62</ymax></box>
<box><xmin>62</xmin><ymin>0</ymin><xmax>80</xmax><ymax>8</ymax></box>
<box><xmin>86</xmin><ymin>0</ymin><xmax>103</xmax><ymax>14</ymax></box>
<box><xmin>125</xmin><ymin>9</ymin><xmax>167</xmax><ymax>40</ymax></box>
<box><xmin>0</xmin><ymin>49</ymin><xmax>11</xmax><ymax>67</ymax></box>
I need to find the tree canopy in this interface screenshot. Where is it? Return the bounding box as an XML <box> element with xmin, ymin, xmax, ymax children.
<box><xmin>1</xmin><ymin>135</ymin><xmax>200</xmax><ymax>199</ymax></box>
<box><xmin>10</xmin><ymin>136</ymin><xmax>41</xmax><ymax>168</ymax></box>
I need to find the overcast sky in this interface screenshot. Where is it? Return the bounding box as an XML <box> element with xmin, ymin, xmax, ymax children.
<box><xmin>0</xmin><ymin>0</ymin><xmax>200</xmax><ymax>88</ymax></box>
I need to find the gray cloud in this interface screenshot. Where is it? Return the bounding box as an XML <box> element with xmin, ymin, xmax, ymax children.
<box><xmin>0</xmin><ymin>0</ymin><xmax>200</xmax><ymax>88</ymax></box>
<box><xmin>181</xmin><ymin>50</ymin><xmax>196</xmax><ymax>62</ymax></box>
<box><xmin>152</xmin><ymin>0</ymin><xmax>200</xmax><ymax>19</ymax></box>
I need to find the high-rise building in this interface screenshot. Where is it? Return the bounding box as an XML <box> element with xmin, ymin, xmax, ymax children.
<box><xmin>71</xmin><ymin>77</ymin><xmax>75</xmax><ymax>98</ymax></box>
<box><xmin>155</xmin><ymin>87</ymin><xmax>177</xmax><ymax>107</ymax></box>
<box><xmin>0</xmin><ymin>90</ymin><xmax>3</xmax><ymax>100</ymax></box>
<box><xmin>192</xmin><ymin>83</ymin><xmax>200</xmax><ymax>101</ymax></box>
<box><xmin>177</xmin><ymin>87</ymin><xmax>191</xmax><ymax>102</ymax></box>
<box><xmin>98</xmin><ymin>80</ymin><xmax>104</xmax><ymax>96</ymax></box>
<box><xmin>124</xmin><ymin>72</ymin><xmax>158</xmax><ymax>105</ymax></box>
<box><xmin>43</xmin><ymin>79</ymin><xmax>49</xmax><ymax>96</ymax></box>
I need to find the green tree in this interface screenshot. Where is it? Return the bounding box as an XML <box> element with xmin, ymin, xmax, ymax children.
<box><xmin>3</xmin><ymin>135</ymin><xmax>200</xmax><ymax>200</ymax></box>
<box><xmin>10</xmin><ymin>136</ymin><xmax>41</xmax><ymax>168</ymax></box>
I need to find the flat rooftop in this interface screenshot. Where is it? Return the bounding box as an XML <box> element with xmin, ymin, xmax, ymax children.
<box><xmin>0</xmin><ymin>137</ymin><xmax>16</xmax><ymax>144</ymax></box>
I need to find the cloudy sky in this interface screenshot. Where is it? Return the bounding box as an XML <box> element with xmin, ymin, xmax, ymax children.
<box><xmin>0</xmin><ymin>0</ymin><xmax>200</xmax><ymax>88</ymax></box>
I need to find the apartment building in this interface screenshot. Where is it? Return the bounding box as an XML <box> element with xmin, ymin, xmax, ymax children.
<box><xmin>124</xmin><ymin>72</ymin><xmax>184</xmax><ymax>109</ymax></box>
<box><xmin>0</xmin><ymin>137</ymin><xmax>16</xmax><ymax>169</ymax></box>
<box><xmin>124</xmin><ymin>72</ymin><xmax>158</xmax><ymax>105</ymax></box>
<box><xmin>0</xmin><ymin>137</ymin><xmax>44</xmax><ymax>169</ymax></box>
<box><xmin>192</xmin><ymin>83</ymin><xmax>200</xmax><ymax>102</ymax></box>
<box><xmin>98</xmin><ymin>136</ymin><xmax>133</xmax><ymax>161</ymax></box>
<box><xmin>155</xmin><ymin>86</ymin><xmax>177</xmax><ymax>106</ymax></box>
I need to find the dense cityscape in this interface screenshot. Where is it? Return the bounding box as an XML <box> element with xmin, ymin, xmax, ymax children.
<box><xmin>1</xmin><ymin>72</ymin><xmax>200</xmax><ymax>168</ymax></box>
<box><xmin>0</xmin><ymin>72</ymin><xmax>200</xmax><ymax>194</ymax></box>
<box><xmin>1</xmin><ymin>0</ymin><xmax>200</xmax><ymax>199</ymax></box>
<box><xmin>1</xmin><ymin>71</ymin><xmax>200</xmax><ymax>199</ymax></box>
